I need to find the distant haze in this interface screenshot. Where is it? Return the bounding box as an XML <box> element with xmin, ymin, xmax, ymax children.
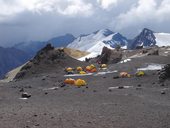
<box><xmin>0</xmin><ymin>0</ymin><xmax>170</xmax><ymax>46</ymax></box>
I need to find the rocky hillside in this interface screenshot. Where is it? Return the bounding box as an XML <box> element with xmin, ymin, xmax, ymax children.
<box><xmin>14</xmin><ymin>44</ymin><xmax>86</xmax><ymax>80</ymax></box>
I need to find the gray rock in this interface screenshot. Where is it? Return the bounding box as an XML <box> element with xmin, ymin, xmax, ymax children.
<box><xmin>159</xmin><ymin>64</ymin><xmax>170</xmax><ymax>82</ymax></box>
<box><xmin>161</xmin><ymin>91</ymin><xmax>166</xmax><ymax>95</ymax></box>
<box><xmin>21</xmin><ymin>92</ymin><xmax>31</xmax><ymax>98</ymax></box>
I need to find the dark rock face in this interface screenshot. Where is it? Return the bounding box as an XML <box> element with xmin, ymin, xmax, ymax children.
<box><xmin>159</xmin><ymin>64</ymin><xmax>170</xmax><ymax>82</ymax></box>
<box><xmin>103</xmin><ymin>32</ymin><xmax>128</xmax><ymax>48</ymax></box>
<box><xmin>97</xmin><ymin>47</ymin><xmax>122</xmax><ymax>64</ymax></box>
<box><xmin>39</xmin><ymin>43</ymin><xmax>54</xmax><ymax>52</ymax></box>
<box><xmin>130</xmin><ymin>28</ymin><xmax>156</xmax><ymax>49</ymax></box>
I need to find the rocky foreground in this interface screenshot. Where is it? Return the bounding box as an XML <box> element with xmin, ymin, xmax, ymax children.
<box><xmin>0</xmin><ymin>45</ymin><xmax>170</xmax><ymax>128</ymax></box>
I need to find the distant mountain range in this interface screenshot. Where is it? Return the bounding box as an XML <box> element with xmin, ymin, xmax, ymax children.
<box><xmin>67</xmin><ymin>28</ymin><xmax>170</xmax><ymax>60</ymax></box>
<box><xmin>0</xmin><ymin>34</ymin><xmax>75</xmax><ymax>78</ymax></box>
<box><xmin>0</xmin><ymin>28</ymin><xmax>170</xmax><ymax>78</ymax></box>
<box><xmin>0</xmin><ymin>47</ymin><xmax>30</xmax><ymax>78</ymax></box>
<box><xmin>13</xmin><ymin>34</ymin><xmax>75</xmax><ymax>56</ymax></box>
<box><xmin>13</xmin><ymin>28</ymin><xmax>170</xmax><ymax>56</ymax></box>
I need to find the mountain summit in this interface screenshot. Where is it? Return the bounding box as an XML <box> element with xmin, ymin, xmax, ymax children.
<box><xmin>129</xmin><ymin>28</ymin><xmax>156</xmax><ymax>49</ymax></box>
<box><xmin>129</xmin><ymin>28</ymin><xmax>170</xmax><ymax>49</ymax></box>
<box><xmin>67</xmin><ymin>29</ymin><xmax>128</xmax><ymax>54</ymax></box>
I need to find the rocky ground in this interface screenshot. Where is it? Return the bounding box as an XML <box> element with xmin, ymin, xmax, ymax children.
<box><xmin>0</xmin><ymin>45</ymin><xmax>170</xmax><ymax>128</ymax></box>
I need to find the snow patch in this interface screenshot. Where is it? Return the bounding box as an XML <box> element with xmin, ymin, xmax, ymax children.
<box><xmin>64</xmin><ymin>70</ymin><xmax>118</xmax><ymax>77</ymax></box>
<box><xmin>94</xmin><ymin>70</ymin><xmax>118</xmax><ymax>76</ymax></box>
<box><xmin>154</xmin><ymin>33</ymin><xmax>170</xmax><ymax>47</ymax></box>
<box><xmin>137</xmin><ymin>64</ymin><xmax>164</xmax><ymax>71</ymax></box>
<box><xmin>43</xmin><ymin>87</ymin><xmax>59</xmax><ymax>91</ymax></box>
<box><xmin>120</xmin><ymin>59</ymin><xmax>131</xmax><ymax>63</ymax></box>
<box><xmin>19</xmin><ymin>98</ymin><xmax>28</xmax><ymax>100</ymax></box>
<box><xmin>78</xmin><ymin>52</ymin><xmax>100</xmax><ymax>61</ymax></box>
<box><xmin>64</xmin><ymin>73</ymin><xmax>93</xmax><ymax>77</ymax></box>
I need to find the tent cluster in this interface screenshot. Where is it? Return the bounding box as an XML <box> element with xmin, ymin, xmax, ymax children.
<box><xmin>119</xmin><ymin>71</ymin><xmax>145</xmax><ymax>78</ymax></box>
<box><xmin>65</xmin><ymin>64</ymin><xmax>108</xmax><ymax>75</ymax></box>
<box><xmin>64</xmin><ymin>78</ymin><xmax>87</xmax><ymax>87</ymax></box>
<box><xmin>85</xmin><ymin>64</ymin><xmax>97</xmax><ymax>73</ymax></box>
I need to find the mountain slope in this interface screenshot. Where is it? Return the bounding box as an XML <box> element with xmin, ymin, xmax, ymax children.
<box><xmin>13</xmin><ymin>41</ymin><xmax>46</xmax><ymax>56</ymax></box>
<box><xmin>48</xmin><ymin>34</ymin><xmax>75</xmax><ymax>47</ymax></box>
<box><xmin>129</xmin><ymin>28</ymin><xmax>170</xmax><ymax>49</ymax></box>
<box><xmin>129</xmin><ymin>28</ymin><xmax>156</xmax><ymax>49</ymax></box>
<box><xmin>63</xmin><ymin>48</ymin><xmax>89</xmax><ymax>59</ymax></box>
<box><xmin>67</xmin><ymin>29</ymin><xmax>129</xmax><ymax>54</ymax></box>
<box><xmin>0</xmin><ymin>47</ymin><xmax>30</xmax><ymax>78</ymax></box>
<box><xmin>14</xmin><ymin>44</ymin><xmax>87</xmax><ymax>79</ymax></box>
<box><xmin>13</xmin><ymin>34</ymin><xmax>75</xmax><ymax>56</ymax></box>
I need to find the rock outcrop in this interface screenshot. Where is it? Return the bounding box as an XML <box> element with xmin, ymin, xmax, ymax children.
<box><xmin>159</xmin><ymin>64</ymin><xmax>170</xmax><ymax>82</ymax></box>
<box><xmin>97</xmin><ymin>47</ymin><xmax>122</xmax><ymax>64</ymax></box>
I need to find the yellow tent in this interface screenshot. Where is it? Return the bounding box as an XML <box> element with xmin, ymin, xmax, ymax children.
<box><xmin>64</xmin><ymin>78</ymin><xmax>75</xmax><ymax>85</ymax></box>
<box><xmin>136</xmin><ymin>71</ymin><xmax>145</xmax><ymax>77</ymax></box>
<box><xmin>119</xmin><ymin>72</ymin><xmax>131</xmax><ymax>78</ymax></box>
<box><xmin>79</xmin><ymin>71</ymin><xmax>86</xmax><ymax>74</ymax></box>
<box><xmin>66</xmin><ymin>67</ymin><xmax>73</xmax><ymax>72</ymax></box>
<box><xmin>74</xmin><ymin>79</ymin><xmax>87</xmax><ymax>87</ymax></box>
<box><xmin>101</xmin><ymin>64</ymin><xmax>107</xmax><ymax>68</ymax></box>
<box><xmin>90</xmin><ymin>64</ymin><xmax>95</xmax><ymax>69</ymax></box>
<box><xmin>76</xmin><ymin>66</ymin><xmax>83</xmax><ymax>72</ymax></box>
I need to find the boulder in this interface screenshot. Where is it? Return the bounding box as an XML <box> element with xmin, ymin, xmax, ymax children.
<box><xmin>97</xmin><ymin>47</ymin><xmax>122</xmax><ymax>64</ymax></box>
<box><xmin>158</xmin><ymin>64</ymin><xmax>170</xmax><ymax>82</ymax></box>
<box><xmin>21</xmin><ymin>92</ymin><xmax>31</xmax><ymax>98</ymax></box>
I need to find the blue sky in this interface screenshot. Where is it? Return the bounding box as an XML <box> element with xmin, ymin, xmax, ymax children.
<box><xmin>0</xmin><ymin>0</ymin><xmax>170</xmax><ymax>46</ymax></box>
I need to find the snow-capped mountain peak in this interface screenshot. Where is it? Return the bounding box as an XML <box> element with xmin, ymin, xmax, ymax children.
<box><xmin>129</xmin><ymin>28</ymin><xmax>170</xmax><ymax>49</ymax></box>
<box><xmin>103</xmin><ymin>32</ymin><xmax>128</xmax><ymax>48</ymax></box>
<box><xmin>67</xmin><ymin>29</ymin><xmax>128</xmax><ymax>53</ymax></box>
<box><xmin>67</xmin><ymin>29</ymin><xmax>129</xmax><ymax>61</ymax></box>
<box><xmin>93</xmin><ymin>29</ymin><xmax>114</xmax><ymax>37</ymax></box>
<box><xmin>129</xmin><ymin>28</ymin><xmax>156</xmax><ymax>49</ymax></box>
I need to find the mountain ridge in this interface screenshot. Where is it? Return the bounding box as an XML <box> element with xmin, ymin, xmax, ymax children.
<box><xmin>67</xmin><ymin>29</ymin><xmax>128</xmax><ymax>53</ymax></box>
<box><xmin>1</xmin><ymin>28</ymin><xmax>170</xmax><ymax>78</ymax></box>
<box><xmin>0</xmin><ymin>47</ymin><xmax>30</xmax><ymax>78</ymax></box>
<box><xmin>13</xmin><ymin>33</ymin><xmax>75</xmax><ymax>56</ymax></box>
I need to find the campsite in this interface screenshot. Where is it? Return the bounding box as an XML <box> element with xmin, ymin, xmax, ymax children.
<box><xmin>0</xmin><ymin>44</ymin><xmax>170</xmax><ymax>128</ymax></box>
<box><xmin>1</xmin><ymin>1</ymin><xmax>170</xmax><ymax>127</ymax></box>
